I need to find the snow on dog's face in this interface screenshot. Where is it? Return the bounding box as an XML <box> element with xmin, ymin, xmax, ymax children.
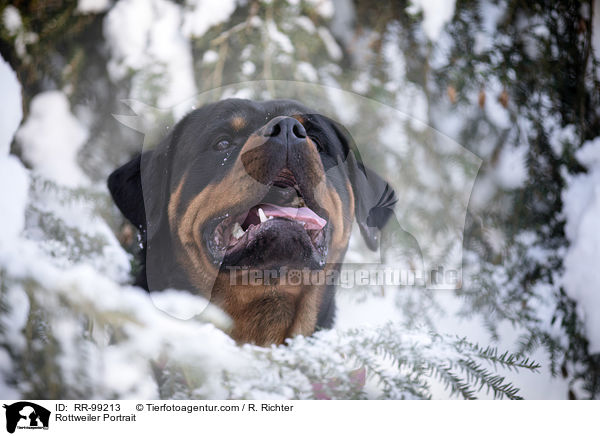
<box><xmin>108</xmin><ymin>98</ymin><xmax>396</xmax><ymax>345</ymax></box>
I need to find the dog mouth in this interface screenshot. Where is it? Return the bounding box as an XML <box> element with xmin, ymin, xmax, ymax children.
<box><xmin>205</xmin><ymin>168</ymin><xmax>329</xmax><ymax>268</ymax></box>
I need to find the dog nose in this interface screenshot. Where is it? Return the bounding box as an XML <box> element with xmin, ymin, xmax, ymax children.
<box><xmin>263</xmin><ymin>116</ymin><xmax>307</xmax><ymax>146</ymax></box>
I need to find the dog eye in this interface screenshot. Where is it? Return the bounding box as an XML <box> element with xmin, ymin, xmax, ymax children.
<box><xmin>214</xmin><ymin>139</ymin><xmax>232</xmax><ymax>151</ymax></box>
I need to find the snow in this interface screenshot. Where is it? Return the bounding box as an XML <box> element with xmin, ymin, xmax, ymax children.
<box><xmin>77</xmin><ymin>0</ymin><xmax>111</xmax><ymax>14</ymax></box>
<box><xmin>104</xmin><ymin>0</ymin><xmax>197</xmax><ymax>117</ymax></box>
<box><xmin>407</xmin><ymin>0</ymin><xmax>456</xmax><ymax>42</ymax></box>
<box><xmin>381</xmin><ymin>29</ymin><xmax>429</xmax><ymax>128</ymax></box>
<box><xmin>306</xmin><ymin>0</ymin><xmax>334</xmax><ymax>19</ymax></box>
<box><xmin>297</xmin><ymin>61</ymin><xmax>318</xmax><ymax>82</ymax></box>
<box><xmin>295</xmin><ymin>16</ymin><xmax>316</xmax><ymax>34</ymax></box>
<box><xmin>0</xmin><ymin>211</ymin><xmax>242</xmax><ymax>398</ymax></box>
<box><xmin>382</xmin><ymin>30</ymin><xmax>407</xmax><ymax>91</ymax></box>
<box><xmin>2</xmin><ymin>6</ymin><xmax>38</xmax><ymax>59</ymax></box>
<box><xmin>150</xmin><ymin>289</ymin><xmax>231</xmax><ymax>326</ymax></box>
<box><xmin>562</xmin><ymin>137</ymin><xmax>600</xmax><ymax>353</ymax></box>
<box><xmin>202</xmin><ymin>49</ymin><xmax>219</xmax><ymax>64</ymax></box>
<box><xmin>0</xmin><ymin>56</ymin><xmax>28</xmax><ymax>248</ymax></box>
<box><xmin>103</xmin><ymin>0</ymin><xmax>153</xmax><ymax>77</ymax></box>
<box><xmin>484</xmin><ymin>77</ymin><xmax>511</xmax><ymax>129</ymax></box>
<box><xmin>16</xmin><ymin>91</ymin><xmax>89</xmax><ymax>187</ymax></box>
<box><xmin>241</xmin><ymin>60</ymin><xmax>256</xmax><ymax>76</ymax></box>
<box><xmin>0</xmin><ymin>59</ymin><xmax>32</xmax><ymax>399</ymax></box>
<box><xmin>266</xmin><ymin>20</ymin><xmax>294</xmax><ymax>54</ymax></box>
<box><xmin>0</xmin><ymin>349</ymin><xmax>19</xmax><ymax>399</ymax></box>
<box><xmin>2</xmin><ymin>5</ymin><xmax>22</xmax><ymax>34</ymax></box>
<box><xmin>1</xmin><ymin>286</ymin><xmax>29</xmax><ymax>352</ymax></box>
<box><xmin>493</xmin><ymin>144</ymin><xmax>529</xmax><ymax>189</ymax></box>
<box><xmin>0</xmin><ymin>157</ymin><xmax>29</xmax><ymax>247</ymax></box>
<box><xmin>318</xmin><ymin>26</ymin><xmax>343</xmax><ymax>60</ymax></box>
<box><xmin>434</xmin><ymin>290</ymin><xmax>569</xmax><ymax>399</ymax></box>
<box><xmin>472</xmin><ymin>0</ymin><xmax>505</xmax><ymax>57</ymax></box>
<box><xmin>549</xmin><ymin>124</ymin><xmax>577</xmax><ymax>157</ymax></box>
<box><xmin>182</xmin><ymin>0</ymin><xmax>238</xmax><ymax>39</ymax></box>
<box><xmin>25</xmin><ymin>177</ymin><xmax>131</xmax><ymax>282</ymax></box>
<box><xmin>0</xmin><ymin>55</ymin><xmax>22</xmax><ymax>156</ymax></box>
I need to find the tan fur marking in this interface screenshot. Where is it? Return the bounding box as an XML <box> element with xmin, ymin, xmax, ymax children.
<box><xmin>167</xmin><ymin>175</ymin><xmax>186</xmax><ymax>230</ymax></box>
<box><xmin>213</xmin><ymin>272</ymin><xmax>319</xmax><ymax>345</ymax></box>
<box><xmin>286</xmin><ymin>287</ymin><xmax>319</xmax><ymax>338</ymax></box>
<box><xmin>292</xmin><ymin>114</ymin><xmax>306</xmax><ymax>125</ymax></box>
<box><xmin>231</xmin><ymin>116</ymin><xmax>247</xmax><ymax>131</ymax></box>
<box><xmin>174</xmin><ymin>135</ymin><xmax>272</xmax><ymax>296</ymax></box>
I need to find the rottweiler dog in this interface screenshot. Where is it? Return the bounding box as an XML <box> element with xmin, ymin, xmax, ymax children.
<box><xmin>108</xmin><ymin>99</ymin><xmax>396</xmax><ymax>346</ymax></box>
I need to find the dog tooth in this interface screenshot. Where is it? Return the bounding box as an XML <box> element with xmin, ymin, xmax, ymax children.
<box><xmin>258</xmin><ymin>207</ymin><xmax>268</xmax><ymax>223</ymax></box>
<box><xmin>268</xmin><ymin>215</ymin><xmax>273</xmax><ymax>220</ymax></box>
<box><xmin>291</xmin><ymin>197</ymin><xmax>306</xmax><ymax>207</ymax></box>
<box><xmin>232</xmin><ymin>222</ymin><xmax>245</xmax><ymax>239</ymax></box>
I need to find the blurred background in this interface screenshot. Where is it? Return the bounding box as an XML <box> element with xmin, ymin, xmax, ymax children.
<box><xmin>0</xmin><ymin>0</ymin><xmax>599</xmax><ymax>400</ymax></box>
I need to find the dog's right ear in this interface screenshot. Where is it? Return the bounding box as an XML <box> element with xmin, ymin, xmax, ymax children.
<box><xmin>107</xmin><ymin>153</ymin><xmax>147</xmax><ymax>229</ymax></box>
<box><xmin>324</xmin><ymin>119</ymin><xmax>398</xmax><ymax>251</ymax></box>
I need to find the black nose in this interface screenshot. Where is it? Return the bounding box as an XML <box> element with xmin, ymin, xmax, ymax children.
<box><xmin>263</xmin><ymin>116</ymin><xmax>307</xmax><ymax>146</ymax></box>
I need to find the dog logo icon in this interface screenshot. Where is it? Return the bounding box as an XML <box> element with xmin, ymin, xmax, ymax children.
<box><xmin>3</xmin><ymin>402</ymin><xmax>50</xmax><ymax>433</ymax></box>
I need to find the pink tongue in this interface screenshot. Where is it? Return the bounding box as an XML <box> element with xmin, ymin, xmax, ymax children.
<box><xmin>260</xmin><ymin>204</ymin><xmax>327</xmax><ymax>230</ymax></box>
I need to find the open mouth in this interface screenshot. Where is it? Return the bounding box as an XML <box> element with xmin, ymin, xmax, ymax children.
<box><xmin>205</xmin><ymin>168</ymin><xmax>329</xmax><ymax>267</ymax></box>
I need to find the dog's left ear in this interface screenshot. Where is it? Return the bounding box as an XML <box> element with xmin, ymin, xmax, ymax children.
<box><xmin>107</xmin><ymin>142</ymin><xmax>172</xmax><ymax>242</ymax></box>
<box><xmin>107</xmin><ymin>153</ymin><xmax>147</xmax><ymax>229</ymax></box>
<box><xmin>329</xmin><ymin>121</ymin><xmax>398</xmax><ymax>251</ymax></box>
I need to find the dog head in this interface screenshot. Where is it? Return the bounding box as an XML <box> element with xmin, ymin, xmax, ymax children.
<box><xmin>109</xmin><ymin>99</ymin><xmax>396</xmax><ymax>344</ymax></box>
